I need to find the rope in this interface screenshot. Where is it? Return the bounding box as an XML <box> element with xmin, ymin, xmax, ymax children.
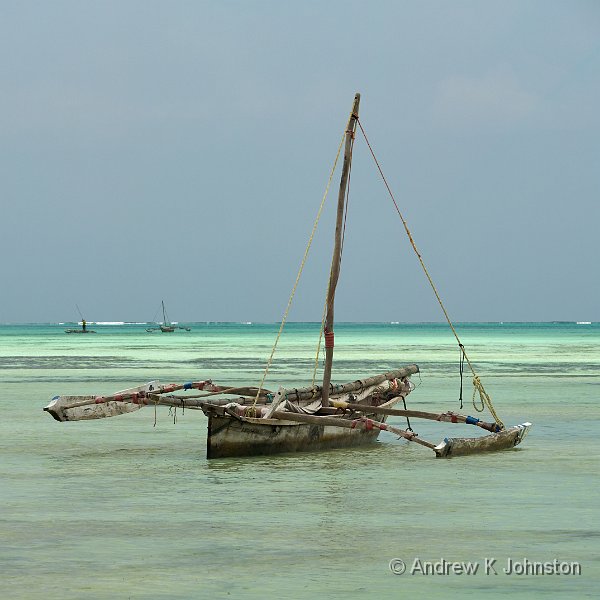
<box><xmin>356</xmin><ymin>118</ymin><xmax>505</xmax><ymax>430</ymax></box>
<box><xmin>401</xmin><ymin>392</ymin><xmax>413</xmax><ymax>432</ymax></box>
<box><xmin>471</xmin><ymin>376</ymin><xmax>502</xmax><ymax>427</ymax></box>
<box><xmin>253</xmin><ymin>127</ymin><xmax>347</xmax><ymax>406</ymax></box>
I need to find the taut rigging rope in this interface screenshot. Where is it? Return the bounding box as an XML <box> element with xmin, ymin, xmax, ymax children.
<box><xmin>356</xmin><ymin>118</ymin><xmax>504</xmax><ymax>430</ymax></box>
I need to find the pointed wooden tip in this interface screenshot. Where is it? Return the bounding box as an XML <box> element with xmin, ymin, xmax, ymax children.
<box><xmin>352</xmin><ymin>93</ymin><xmax>361</xmax><ymax>116</ymax></box>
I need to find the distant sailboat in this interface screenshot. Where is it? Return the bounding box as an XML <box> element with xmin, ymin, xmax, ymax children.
<box><xmin>146</xmin><ymin>301</ymin><xmax>190</xmax><ymax>333</ymax></box>
<box><xmin>159</xmin><ymin>300</ymin><xmax>175</xmax><ymax>333</ymax></box>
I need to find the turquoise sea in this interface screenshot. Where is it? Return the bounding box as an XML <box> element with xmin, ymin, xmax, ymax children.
<box><xmin>1</xmin><ymin>322</ymin><xmax>598</xmax><ymax>599</ymax></box>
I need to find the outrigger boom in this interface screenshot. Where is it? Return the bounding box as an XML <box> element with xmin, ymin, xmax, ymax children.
<box><xmin>43</xmin><ymin>366</ymin><xmax>531</xmax><ymax>459</ymax></box>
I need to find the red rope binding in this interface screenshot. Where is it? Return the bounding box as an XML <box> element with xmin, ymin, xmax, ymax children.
<box><xmin>324</xmin><ymin>329</ymin><xmax>335</xmax><ymax>349</ymax></box>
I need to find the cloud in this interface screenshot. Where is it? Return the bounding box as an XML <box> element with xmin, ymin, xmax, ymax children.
<box><xmin>432</xmin><ymin>67</ymin><xmax>537</xmax><ymax>128</ymax></box>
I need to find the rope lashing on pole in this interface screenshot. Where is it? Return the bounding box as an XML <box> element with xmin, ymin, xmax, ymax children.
<box><xmin>311</xmin><ymin>296</ymin><xmax>328</xmax><ymax>387</ymax></box>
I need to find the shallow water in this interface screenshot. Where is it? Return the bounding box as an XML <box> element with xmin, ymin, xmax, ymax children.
<box><xmin>1</xmin><ymin>322</ymin><xmax>598</xmax><ymax>599</ymax></box>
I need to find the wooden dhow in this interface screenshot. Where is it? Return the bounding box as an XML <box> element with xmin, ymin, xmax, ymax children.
<box><xmin>42</xmin><ymin>369</ymin><xmax>531</xmax><ymax>458</ymax></box>
<box><xmin>43</xmin><ymin>93</ymin><xmax>531</xmax><ymax>459</ymax></box>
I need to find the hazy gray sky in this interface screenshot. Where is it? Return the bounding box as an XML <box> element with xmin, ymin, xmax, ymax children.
<box><xmin>1</xmin><ymin>0</ymin><xmax>599</xmax><ymax>323</ymax></box>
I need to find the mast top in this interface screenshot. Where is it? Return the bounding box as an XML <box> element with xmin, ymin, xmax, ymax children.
<box><xmin>321</xmin><ymin>93</ymin><xmax>361</xmax><ymax>407</ymax></box>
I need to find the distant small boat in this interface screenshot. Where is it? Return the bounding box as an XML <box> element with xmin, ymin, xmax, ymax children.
<box><xmin>146</xmin><ymin>301</ymin><xmax>190</xmax><ymax>332</ymax></box>
<box><xmin>576</xmin><ymin>321</ymin><xmax>591</xmax><ymax>325</ymax></box>
<box><xmin>65</xmin><ymin>313</ymin><xmax>95</xmax><ymax>334</ymax></box>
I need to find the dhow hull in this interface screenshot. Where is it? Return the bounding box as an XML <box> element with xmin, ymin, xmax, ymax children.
<box><xmin>207</xmin><ymin>414</ymin><xmax>382</xmax><ymax>459</ymax></box>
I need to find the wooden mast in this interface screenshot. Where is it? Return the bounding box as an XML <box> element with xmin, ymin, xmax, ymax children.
<box><xmin>321</xmin><ymin>93</ymin><xmax>360</xmax><ymax>408</ymax></box>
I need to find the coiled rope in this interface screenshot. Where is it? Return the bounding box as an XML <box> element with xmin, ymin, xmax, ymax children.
<box><xmin>356</xmin><ymin>118</ymin><xmax>504</xmax><ymax>430</ymax></box>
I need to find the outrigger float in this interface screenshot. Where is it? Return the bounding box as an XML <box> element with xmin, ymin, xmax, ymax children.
<box><xmin>44</xmin><ymin>93</ymin><xmax>531</xmax><ymax>459</ymax></box>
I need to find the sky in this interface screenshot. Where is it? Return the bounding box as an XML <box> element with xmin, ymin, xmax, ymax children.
<box><xmin>1</xmin><ymin>0</ymin><xmax>599</xmax><ymax>323</ymax></box>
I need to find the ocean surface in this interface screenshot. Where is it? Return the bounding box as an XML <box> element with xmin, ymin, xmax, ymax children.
<box><xmin>1</xmin><ymin>321</ymin><xmax>598</xmax><ymax>599</ymax></box>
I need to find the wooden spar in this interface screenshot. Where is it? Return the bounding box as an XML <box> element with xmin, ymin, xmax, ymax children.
<box><xmin>168</xmin><ymin>386</ymin><xmax>273</xmax><ymax>400</ymax></box>
<box><xmin>95</xmin><ymin>382</ymin><xmax>270</xmax><ymax>402</ymax></box>
<box><xmin>321</xmin><ymin>93</ymin><xmax>361</xmax><ymax>408</ymax></box>
<box><xmin>261</xmin><ymin>387</ymin><xmax>286</xmax><ymax>419</ymax></box>
<box><xmin>269</xmin><ymin>410</ymin><xmax>438</xmax><ymax>451</ymax></box>
<box><xmin>53</xmin><ymin>391</ymin><xmax>270</xmax><ymax>412</ymax></box>
<box><xmin>46</xmin><ymin>382</ymin><xmax>270</xmax><ymax>413</ymax></box>
<box><xmin>331</xmin><ymin>400</ymin><xmax>501</xmax><ymax>432</ymax></box>
<box><xmin>44</xmin><ymin>391</ymin><xmax>271</xmax><ymax>421</ymax></box>
<box><xmin>288</xmin><ymin>364</ymin><xmax>418</xmax><ymax>402</ymax></box>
